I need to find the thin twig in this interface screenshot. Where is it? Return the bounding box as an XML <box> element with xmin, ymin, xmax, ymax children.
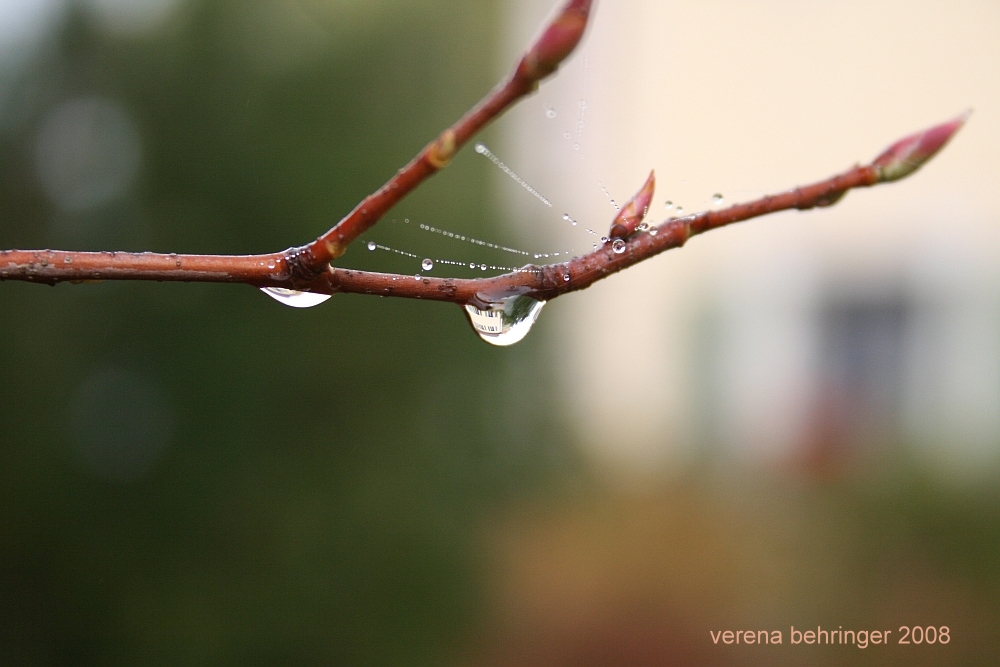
<box><xmin>0</xmin><ymin>0</ymin><xmax>967</xmax><ymax>312</ymax></box>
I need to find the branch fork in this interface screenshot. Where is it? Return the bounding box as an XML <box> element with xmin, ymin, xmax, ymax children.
<box><xmin>0</xmin><ymin>0</ymin><xmax>969</xmax><ymax>329</ymax></box>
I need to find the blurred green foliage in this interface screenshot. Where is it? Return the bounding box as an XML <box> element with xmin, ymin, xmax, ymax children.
<box><xmin>0</xmin><ymin>1</ymin><xmax>574</xmax><ymax>664</ymax></box>
<box><xmin>2</xmin><ymin>2</ymin><xmax>1000</xmax><ymax>666</ymax></box>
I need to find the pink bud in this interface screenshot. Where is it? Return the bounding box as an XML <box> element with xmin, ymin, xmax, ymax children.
<box><xmin>518</xmin><ymin>0</ymin><xmax>593</xmax><ymax>81</ymax></box>
<box><xmin>609</xmin><ymin>170</ymin><xmax>656</xmax><ymax>239</ymax></box>
<box><xmin>872</xmin><ymin>110</ymin><xmax>970</xmax><ymax>182</ymax></box>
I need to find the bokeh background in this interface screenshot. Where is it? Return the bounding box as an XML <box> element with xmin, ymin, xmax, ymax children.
<box><xmin>0</xmin><ymin>0</ymin><xmax>998</xmax><ymax>665</ymax></box>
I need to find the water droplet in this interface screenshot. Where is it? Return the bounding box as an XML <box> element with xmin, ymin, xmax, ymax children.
<box><xmin>480</xmin><ymin>264</ymin><xmax>487</xmax><ymax>271</ymax></box>
<box><xmin>546</xmin><ymin>107</ymin><xmax>557</xmax><ymax>119</ymax></box>
<box><xmin>564</xmin><ymin>132</ymin><xmax>571</xmax><ymax>139</ymax></box>
<box><xmin>573</xmin><ymin>143</ymin><xmax>580</xmax><ymax>150</ymax></box>
<box><xmin>414</xmin><ymin>274</ymin><xmax>422</xmax><ymax>281</ymax></box>
<box><xmin>469</xmin><ymin>262</ymin><xmax>476</xmax><ymax>269</ymax></box>
<box><xmin>367</xmin><ymin>241</ymin><xmax>376</xmax><ymax>251</ymax></box>
<box><xmin>267</xmin><ymin>260</ymin><xmax>276</xmax><ymax>269</ymax></box>
<box><xmin>638</xmin><ymin>222</ymin><xmax>649</xmax><ymax>232</ymax></box>
<box><xmin>404</xmin><ymin>218</ymin><xmax>410</xmax><ymax>223</ymax></box>
<box><xmin>649</xmin><ymin>228</ymin><xmax>659</xmax><ymax>236</ymax></box>
<box><xmin>421</xmin><ymin>258</ymin><xmax>434</xmax><ymax>271</ymax></box>
<box><xmin>612</xmin><ymin>239</ymin><xmax>626</xmax><ymax>254</ymax></box>
<box><xmin>464</xmin><ymin>295</ymin><xmax>545</xmax><ymax>347</ymax></box>
<box><xmin>260</xmin><ymin>288</ymin><xmax>331</xmax><ymax>308</ymax></box>
<box><xmin>474</xmin><ymin>143</ymin><xmax>487</xmax><ymax>154</ymax></box>
<box><xmin>600</xmin><ymin>236</ymin><xmax>610</xmax><ymax>244</ymax></box>
<box><xmin>676</xmin><ymin>206</ymin><xmax>684</xmax><ymax>214</ymax></box>
<box><xmin>712</xmin><ymin>193</ymin><xmax>724</xmax><ymax>205</ymax></box>
<box><xmin>665</xmin><ymin>200</ymin><xmax>673</xmax><ymax>209</ymax></box>
<box><xmin>563</xmin><ymin>272</ymin><xmax>570</xmax><ymax>282</ymax></box>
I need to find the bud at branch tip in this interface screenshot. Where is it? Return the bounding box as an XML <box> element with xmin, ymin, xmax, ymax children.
<box><xmin>873</xmin><ymin>110</ymin><xmax>971</xmax><ymax>183</ymax></box>
<box><xmin>518</xmin><ymin>0</ymin><xmax>593</xmax><ymax>82</ymax></box>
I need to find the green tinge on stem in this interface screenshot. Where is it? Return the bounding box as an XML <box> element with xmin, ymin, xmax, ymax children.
<box><xmin>872</xmin><ymin>110</ymin><xmax>971</xmax><ymax>182</ymax></box>
<box><xmin>517</xmin><ymin>0</ymin><xmax>593</xmax><ymax>82</ymax></box>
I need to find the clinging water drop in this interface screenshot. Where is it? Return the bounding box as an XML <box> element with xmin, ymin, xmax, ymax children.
<box><xmin>421</xmin><ymin>258</ymin><xmax>434</xmax><ymax>271</ymax></box>
<box><xmin>463</xmin><ymin>295</ymin><xmax>545</xmax><ymax>347</ymax></box>
<box><xmin>260</xmin><ymin>287</ymin><xmax>331</xmax><ymax>308</ymax></box>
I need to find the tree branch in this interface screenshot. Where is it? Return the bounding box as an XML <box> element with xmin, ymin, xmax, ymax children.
<box><xmin>0</xmin><ymin>0</ymin><xmax>967</xmax><ymax>319</ymax></box>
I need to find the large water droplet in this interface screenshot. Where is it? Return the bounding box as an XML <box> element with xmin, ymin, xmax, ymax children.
<box><xmin>464</xmin><ymin>295</ymin><xmax>545</xmax><ymax>347</ymax></box>
<box><xmin>421</xmin><ymin>258</ymin><xmax>434</xmax><ymax>271</ymax></box>
<box><xmin>261</xmin><ymin>287</ymin><xmax>331</xmax><ymax>308</ymax></box>
<box><xmin>367</xmin><ymin>241</ymin><xmax>376</xmax><ymax>251</ymax></box>
<box><xmin>612</xmin><ymin>239</ymin><xmax>626</xmax><ymax>254</ymax></box>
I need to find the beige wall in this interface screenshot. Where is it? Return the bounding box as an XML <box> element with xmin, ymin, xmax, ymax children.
<box><xmin>499</xmin><ymin>0</ymin><xmax>1000</xmax><ymax>480</ymax></box>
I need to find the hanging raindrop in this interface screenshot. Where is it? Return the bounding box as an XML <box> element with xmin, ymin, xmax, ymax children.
<box><xmin>367</xmin><ymin>241</ymin><xmax>376</xmax><ymax>251</ymax></box>
<box><xmin>261</xmin><ymin>288</ymin><xmax>331</xmax><ymax>308</ymax></box>
<box><xmin>463</xmin><ymin>295</ymin><xmax>545</xmax><ymax>347</ymax></box>
<box><xmin>421</xmin><ymin>258</ymin><xmax>434</xmax><ymax>271</ymax></box>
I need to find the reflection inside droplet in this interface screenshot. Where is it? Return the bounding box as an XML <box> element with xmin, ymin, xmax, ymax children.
<box><xmin>463</xmin><ymin>295</ymin><xmax>545</xmax><ymax>347</ymax></box>
<box><xmin>260</xmin><ymin>287</ymin><xmax>331</xmax><ymax>308</ymax></box>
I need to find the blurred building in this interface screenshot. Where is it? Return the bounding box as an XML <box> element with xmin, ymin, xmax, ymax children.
<box><xmin>501</xmin><ymin>0</ymin><xmax>1000</xmax><ymax>479</ymax></box>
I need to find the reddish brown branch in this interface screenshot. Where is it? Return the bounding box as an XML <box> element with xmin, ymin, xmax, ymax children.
<box><xmin>0</xmin><ymin>0</ymin><xmax>968</xmax><ymax>316</ymax></box>
<box><xmin>298</xmin><ymin>0</ymin><xmax>594</xmax><ymax>271</ymax></box>
<box><xmin>306</xmin><ymin>163</ymin><xmax>882</xmax><ymax>304</ymax></box>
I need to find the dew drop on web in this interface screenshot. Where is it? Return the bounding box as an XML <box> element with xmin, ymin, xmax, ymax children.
<box><xmin>260</xmin><ymin>288</ymin><xmax>331</xmax><ymax>308</ymax></box>
<box><xmin>421</xmin><ymin>258</ymin><xmax>434</xmax><ymax>271</ymax></box>
<box><xmin>463</xmin><ymin>295</ymin><xmax>545</xmax><ymax>347</ymax></box>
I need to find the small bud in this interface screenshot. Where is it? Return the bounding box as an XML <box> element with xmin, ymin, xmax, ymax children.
<box><xmin>872</xmin><ymin>110</ymin><xmax>970</xmax><ymax>183</ymax></box>
<box><xmin>427</xmin><ymin>129</ymin><xmax>457</xmax><ymax>169</ymax></box>
<box><xmin>609</xmin><ymin>170</ymin><xmax>656</xmax><ymax>239</ymax></box>
<box><xmin>518</xmin><ymin>0</ymin><xmax>593</xmax><ymax>82</ymax></box>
